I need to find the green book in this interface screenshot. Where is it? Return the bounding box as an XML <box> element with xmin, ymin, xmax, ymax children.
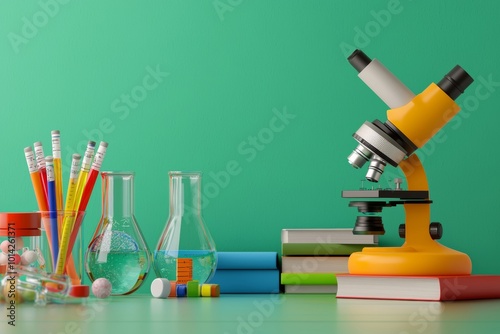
<box><xmin>281</xmin><ymin>273</ymin><xmax>338</xmax><ymax>285</ymax></box>
<box><xmin>281</xmin><ymin>243</ymin><xmax>371</xmax><ymax>256</ymax></box>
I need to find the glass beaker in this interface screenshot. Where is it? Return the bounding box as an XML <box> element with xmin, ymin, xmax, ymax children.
<box><xmin>154</xmin><ymin>171</ymin><xmax>217</xmax><ymax>285</ymax></box>
<box><xmin>85</xmin><ymin>171</ymin><xmax>150</xmax><ymax>295</ymax></box>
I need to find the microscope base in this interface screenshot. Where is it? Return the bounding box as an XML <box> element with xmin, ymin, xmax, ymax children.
<box><xmin>348</xmin><ymin>246</ymin><xmax>472</xmax><ymax>276</ymax></box>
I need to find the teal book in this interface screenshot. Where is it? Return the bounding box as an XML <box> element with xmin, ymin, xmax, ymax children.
<box><xmin>208</xmin><ymin>269</ymin><xmax>280</xmax><ymax>293</ymax></box>
<box><xmin>216</xmin><ymin>252</ymin><xmax>278</xmax><ymax>270</ymax></box>
<box><xmin>281</xmin><ymin>243</ymin><xmax>370</xmax><ymax>256</ymax></box>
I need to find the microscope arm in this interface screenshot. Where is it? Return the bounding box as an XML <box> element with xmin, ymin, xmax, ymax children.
<box><xmin>399</xmin><ymin>154</ymin><xmax>435</xmax><ymax>248</ymax></box>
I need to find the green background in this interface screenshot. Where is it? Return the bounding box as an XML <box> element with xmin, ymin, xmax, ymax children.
<box><xmin>1</xmin><ymin>0</ymin><xmax>499</xmax><ymax>292</ymax></box>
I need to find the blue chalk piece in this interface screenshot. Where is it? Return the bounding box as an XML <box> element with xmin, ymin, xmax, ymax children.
<box><xmin>176</xmin><ymin>284</ymin><xmax>187</xmax><ymax>297</ymax></box>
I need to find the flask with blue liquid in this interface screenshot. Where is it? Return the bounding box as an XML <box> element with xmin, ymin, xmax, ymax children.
<box><xmin>154</xmin><ymin>171</ymin><xmax>217</xmax><ymax>285</ymax></box>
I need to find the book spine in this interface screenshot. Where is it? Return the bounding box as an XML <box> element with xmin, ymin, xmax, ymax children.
<box><xmin>284</xmin><ymin>284</ymin><xmax>338</xmax><ymax>294</ymax></box>
<box><xmin>281</xmin><ymin>243</ymin><xmax>370</xmax><ymax>256</ymax></box>
<box><xmin>281</xmin><ymin>229</ymin><xmax>378</xmax><ymax>244</ymax></box>
<box><xmin>281</xmin><ymin>256</ymin><xmax>349</xmax><ymax>273</ymax></box>
<box><xmin>280</xmin><ymin>273</ymin><xmax>338</xmax><ymax>285</ymax></box>
<box><xmin>216</xmin><ymin>252</ymin><xmax>278</xmax><ymax>270</ymax></box>
<box><xmin>207</xmin><ymin>269</ymin><xmax>280</xmax><ymax>293</ymax></box>
<box><xmin>439</xmin><ymin>276</ymin><xmax>500</xmax><ymax>301</ymax></box>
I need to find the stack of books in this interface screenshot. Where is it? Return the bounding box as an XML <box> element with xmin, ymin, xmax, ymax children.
<box><xmin>280</xmin><ymin>228</ymin><xmax>378</xmax><ymax>293</ymax></box>
<box><xmin>207</xmin><ymin>252</ymin><xmax>280</xmax><ymax>293</ymax></box>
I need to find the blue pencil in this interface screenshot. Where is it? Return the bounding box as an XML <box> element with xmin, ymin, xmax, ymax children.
<box><xmin>45</xmin><ymin>156</ymin><xmax>59</xmax><ymax>271</ymax></box>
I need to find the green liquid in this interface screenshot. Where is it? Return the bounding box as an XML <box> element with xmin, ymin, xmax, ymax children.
<box><xmin>153</xmin><ymin>250</ymin><xmax>216</xmax><ymax>284</ymax></box>
<box><xmin>86</xmin><ymin>251</ymin><xmax>149</xmax><ymax>295</ymax></box>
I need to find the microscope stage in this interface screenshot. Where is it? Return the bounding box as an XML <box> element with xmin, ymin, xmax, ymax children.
<box><xmin>342</xmin><ymin>190</ymin><xmax>428</xmax><ymax>199</ymax></box>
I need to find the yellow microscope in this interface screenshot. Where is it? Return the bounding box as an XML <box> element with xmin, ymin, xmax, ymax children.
<box><xmin>343</xmin><ymin>50</ymin><xmax>474</xmax><ymax>276</ymax></box>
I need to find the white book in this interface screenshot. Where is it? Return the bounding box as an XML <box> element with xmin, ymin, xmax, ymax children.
<box><xmin>281</xmin><ymin>256</ymin><xmax>349</xmax><ymax>273</ymax></box>
<box><xmin>284</xmin><ymin>284</ymin><xmax>338</xmax><ymax>294</ymax></box>
<box><xmin>281</xmin><ymin>228</ymin><xmax>378</xmax><ymax>244</ymax></box>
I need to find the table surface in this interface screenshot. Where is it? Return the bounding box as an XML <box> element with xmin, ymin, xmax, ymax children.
<box><xmin>3</xmin><ymin>293</ymin><xmax>500</xmax><ymax>333</ymax></box>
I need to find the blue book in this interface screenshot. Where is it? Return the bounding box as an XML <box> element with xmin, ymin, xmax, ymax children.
<box><xmin>208</xmin><ymin>269</ymin><xmax>280</xmax><ymax>293</ymax></box>
<box><xmin>216</xmin><ymin>252</ymin><xmax>278</xmax><ymax>270</ymax></box>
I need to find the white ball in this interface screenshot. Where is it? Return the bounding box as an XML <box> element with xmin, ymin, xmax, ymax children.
<box><xmin>0</xmin><ymin>240</ymin><xmax>9</xmax><ymax>254</ymax></box>
<box><xmin>151</xmin><ymin>278</ymin><xmax>171</xmax><ymax>298</ymax></box>
<box><xmin>21</xmin><ymin>250</ymin><xmax>38</xmax><ymax>265</ymax></box>
<box><xmin>92</xmin><ymin>278</ymin><xmax>112</xmax><ymax>299</ymax></box>
<box><xmin>0</xmin><ymin>252</ymin><xmax>8</xmax><ymax>265</ymax></box>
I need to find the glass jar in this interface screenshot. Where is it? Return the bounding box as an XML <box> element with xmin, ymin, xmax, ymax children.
<box><xmin>0</xmin><ymin>213</ymin><xmax>47</xmax><ymax>275</ymax></box>
<box><xmin>0</xmin><ymin>211</ymin><xmax>85</xmax><ymax>304</ymax></box>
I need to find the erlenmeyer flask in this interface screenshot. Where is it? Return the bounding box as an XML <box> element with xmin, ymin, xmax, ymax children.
<box><xmin>154</xmin><ymin>171</ymin><xmax>217</xmax><ymax>284</ymax></box>
<box><xmin>85</xmin><ymin>171</ymin><xmax>151</xmax><ymax>295</ymax></box>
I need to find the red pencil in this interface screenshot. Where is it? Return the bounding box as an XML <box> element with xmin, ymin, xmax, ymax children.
<box><xmin>34</xmin><ymin>142</ymin><xmax>48</xmax><ymax>198</ymax></box>
<box><xmin>66</xmin><ymin>142</ymin><xmax>108</xmax><ymax>262</ymax></box>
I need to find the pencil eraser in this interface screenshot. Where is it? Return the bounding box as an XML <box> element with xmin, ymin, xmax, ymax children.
<box><xmin>151</xmin><ymin>278</ymin><xmax>171</xmax><ymax>298</ymax></box>
<box><xmin>92</xmin><ymin>278</ymin><xmax>112</xmax><ymax>298</ymax></box>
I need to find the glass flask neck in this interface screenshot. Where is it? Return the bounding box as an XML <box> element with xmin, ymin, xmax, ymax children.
<box><xmin>102</xmin><ymin>172</ymin><xmax>135</xmax><ymax>218</ymax></box>
<box><xmin>169</xmin><ymin>172</ymin><xmax>202</xmax><ymax>216</ymax></box>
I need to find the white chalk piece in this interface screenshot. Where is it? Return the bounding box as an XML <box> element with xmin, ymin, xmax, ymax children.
<box><xmin>151</xmin><ymin>278</ymin><xmax>171</xmax><ymax>298</ymax></box>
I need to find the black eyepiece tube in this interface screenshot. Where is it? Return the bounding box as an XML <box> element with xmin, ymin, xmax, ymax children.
<box><xmin>437</xmin><ymin>65</ymin><xmax>474</xmax><ymax>100</ymax></box>
<box><xmin>348</xmin><ymin>49</ymin><xmax>372</xmax><ymax>73</ymax></box>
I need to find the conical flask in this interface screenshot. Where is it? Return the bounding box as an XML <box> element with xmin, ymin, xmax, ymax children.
<box><xmin>85</xmin><ymin>171</ymin><xmax>151</xmax><ymax>295</ymax></box>
<box><xmin>154</xmin><ymin>171</ymin><xmax>217</xmax><ymax>284</ymax></box>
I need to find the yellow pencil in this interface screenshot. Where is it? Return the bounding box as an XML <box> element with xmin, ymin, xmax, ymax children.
<box><xmin>73</xmin><ymin>141</ymin><xmax>96</xmax><ymax>211</ymax></box>
<box><xmin>55</xmin><ymin>142</ymin><xmax>96</xmax><ymax>275</ymax></box>
<box><xmin>55</xmin><ymin>154</ymin><xmax>81</xmax><ymax>277</ymax></box>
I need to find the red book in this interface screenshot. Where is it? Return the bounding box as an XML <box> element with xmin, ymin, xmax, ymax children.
<box><xmin>336</xmin><ymin>274</ymin><xmax>500</xmax><ymax>301</ymax></box>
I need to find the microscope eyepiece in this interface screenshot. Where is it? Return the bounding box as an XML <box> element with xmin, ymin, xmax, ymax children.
<box><xmin>438</xmin><ymin>65</ymin><xmax>474</xmax><ymax>100</ymax></box>
<box><xmin>348</xmin><ymin>49</ymin><xmax>372</xmax><ymax>73</ymax></box>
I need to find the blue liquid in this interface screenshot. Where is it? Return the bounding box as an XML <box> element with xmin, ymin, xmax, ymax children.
<box><xmin>153</xmin><ymin>250</ymin><xmax>216</xmax><ymax>284</ymax></box>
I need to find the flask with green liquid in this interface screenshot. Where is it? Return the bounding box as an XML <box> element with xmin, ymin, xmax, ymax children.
<box><xmin>85</xmin><ymin>171</ymin><xmax>151</xmax><ymax>295</ymax></box>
